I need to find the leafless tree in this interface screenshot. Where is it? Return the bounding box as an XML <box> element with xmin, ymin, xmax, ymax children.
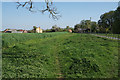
<box><xmin>16</xmin><ymin>0</ymin><xmax>61</xmax><ymax>20</ymax></box>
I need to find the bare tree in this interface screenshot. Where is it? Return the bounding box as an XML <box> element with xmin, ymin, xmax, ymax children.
<box><xmin>16</xmin><ymin>0</ymin><xmax>61</xmax><ymax>20</ymax></box>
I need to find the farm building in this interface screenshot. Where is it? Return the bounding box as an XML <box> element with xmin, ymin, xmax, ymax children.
<box><xmin>76</xmin><ymin>28</ymin><xmax>90</xmax><ymax>33</ymax></box>
<box><xmin>23</xmin><ymin>30</ymin><xmax>28</xmax><ymax>33</ymax></box>
<box><xmin>4</xmin><ymin>29</ymin><xmax>17</xmax><ymax>33</ymax></box>
<box><xmin>4</xmin><ymin>29</ymin><xmax>28</xmax><ymax>33</ymax></box>
<box><xmin>68</xmin><ymin>29</ymin><xmax>72</xmax><ymax>33</ymax></box>
<box><xmin>36</xmin><ymin>27</ymin><xmax>43</xmax><ymax>33</ymax></box>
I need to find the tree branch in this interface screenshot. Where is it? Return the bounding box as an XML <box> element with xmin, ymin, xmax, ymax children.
<box><xmin>16</xmin><ymin>0</ymin><xmax>61</xmax><ymax>20</ymax></box>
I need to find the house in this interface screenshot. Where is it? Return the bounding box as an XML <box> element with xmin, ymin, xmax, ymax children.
<box><xmin>4</xmin><ymin>29</ymin><xmax>28</xmax><ymax>33</ymax></box>
<box><xmin>17</xmin><ymin>29</ymin><xmax>28</xmax><ymax>33</ymax></box>
<box><xmin>76</xmin><ymin>28</ymin><xmax>90</xmax><ymax>33</ymax></box>
<box><xmin>4</xmin><ymin>29</ymin><xmax>17</xmax><ymax>33</ymax></box>
<box><xmin>4</xmin><ymin>29</ymin><xmax>8</xmax><ymax>32</ymax></box>
<box><xmin>16</xmin><ymin>31</ymin><xmax>23</xmax><ymax>33</ymax></box>
<box><xmin>68</xmin><ymin>29</ymin><xmax>72</xmax><ymax>33</ymax></box>
<box><xmin>23</xmin><ymin>30</ymin><xmax>28</xmax><ymax>33</ymax></box>
<box><xmin>36</xmin><ymin>27</ymin><xmax>43</xmax><ymax>33</ymax></box>
<box><xmin>4</xmin><ymin>29</ymin><xmax>9</xmax><ymax>33</ymax></box>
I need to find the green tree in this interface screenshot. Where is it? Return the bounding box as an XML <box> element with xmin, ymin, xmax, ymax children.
<box><xmin>91</xmin><ymin>22</ymin><xmax>98</xmax><ymax>33</ymax></box>
<box><xmin>80</xmin><ymin>20</ymin><xmax>86</xmax><ymax>29</ymax></box>
<box><xmin>112</xmin><ymin>7</ymin><xmax>120</xmax><ymax>34</ymax></box>
<box><xmin>74</xmin><ymin>20</ymin><xmax>97</xmax><ymax>33</ymax></box>
<box><xmin>98</xmin><ymin>5</ymin><xmax>120</xmax><ymax>34</ymax></box>
<box><xmin>85</xmin><ymin>20</ymin><xmax>91</xmax><ymax>29</ymax></box>
<box><xmin>66</xmin><ymin>26</ymin><xmax>70</xmax><ymax>29</ymax></box>
<box><xmin>51</xmin><ymin>25</ymin><xmax>63</xmax><ymax>32</ymax></box>
<box><xmin>44</xmin><ymin>29</ymin><xmax>52</xmax><ymax>32</ymax></box>
<box><xmin>33</xmin><ymin>26</ymin><xmax>37</xmax><ymax>33</ymax></box>
<box><xmin>98</xmin><ymin>11</ymin><xmax>114</xmax><ymax>33</ymax></box>
<box><xmin>74</xmin><ymin>24</ymin><xmax>81</xmax><ymax>32</ymax></box>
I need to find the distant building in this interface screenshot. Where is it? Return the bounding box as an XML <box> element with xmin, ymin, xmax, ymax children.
<box><xmin>16</xmin><ymin>31</ymin><xmax>23</xmax><ymax>33</ymax></box>
<box><xmin>4</xmin><ymin>29</ymin><xmax>9</xmax><ymax>33</ymax></box>
<box><xmin>4</xmin><ymin>29</ymin><xmax>17</xmax><ymax>33</ymax></box>
<box><xmin>36</xmin><ymin>27</ymin><xmax>43</xmax><ymax>33</ymax></box>
<box><xmin>76</xmin><ymin>28</ymin><xmax>90</xmax><ymax>33</ymax></box>
<box><xmin>4</xmin><ymin>29</ymin><xmax>28</xmax><ymax>33</ymax></box>
<box><xmin>68</xmin><ymin>29</ymin><xmax>72</xmax><ymax>33</ymax></box>
<box><xmin>18</xmin><ymin>29</ymin><xmax>24</xmax><ymax>31</ymax></box>
<box><xmin>23</xmin><ymin>30</ymin><xmax>28</xmax><ymax>33</ymax></box>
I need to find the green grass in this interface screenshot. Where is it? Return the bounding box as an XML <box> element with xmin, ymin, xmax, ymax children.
<box><xmin>2</xmin><ymin>32</ymin><xmax>118</xmax><ymax>78</ymax></box>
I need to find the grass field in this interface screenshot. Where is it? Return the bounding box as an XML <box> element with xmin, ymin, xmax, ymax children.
<box><xmin>2</xmin><ymin>32</ymin><xmax>119</xmax><ymax>78</ymax></box>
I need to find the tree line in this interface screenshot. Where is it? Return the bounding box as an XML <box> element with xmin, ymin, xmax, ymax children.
<box><xmin>28</xmin><ymin>6</ymin><xmax>120</xmax><ymax>34</ymax></box>
<box><xmin>74</xmin><ymin>6</ymin><xmax>120</xmax><ymax>34</ymax></box>
<box><xmin>28</xmin><ymin>25</ymin><xmax>74</xmax><ymax>33</ymax></box>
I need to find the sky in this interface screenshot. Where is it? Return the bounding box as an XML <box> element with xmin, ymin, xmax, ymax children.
<box><xmin>1</xmin><ymin>0</ymin><xmax>120</xmax><ymax>2</ymax></box>
<box><xmin>2</xmin><ymin>2</ymin><xmax>118</xmax><ymax>30</ymax></box>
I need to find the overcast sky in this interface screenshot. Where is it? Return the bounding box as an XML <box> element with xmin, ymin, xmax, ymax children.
<box><xmin>2</xmin><ymin>2</ymin><xmax>118</xmax><ymax>30</ymax></box>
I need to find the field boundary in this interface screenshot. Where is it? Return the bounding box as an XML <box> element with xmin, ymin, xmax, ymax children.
<box><xmin>91</xmin><ymin>34</ymin><xmax>120</xmax><ymax>40</ymax></box>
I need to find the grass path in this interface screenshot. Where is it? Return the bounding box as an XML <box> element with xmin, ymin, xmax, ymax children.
<box><xmin>49</xmin><ymin>33</ymin><xmax>74</xmax><ymax>78</ymax></box>
<box><xmin>91</xmin><ymin>34</ymin><xmax>120</xmax><ymax>40</ymax></box>
<box><xmin>49</xmin><ymin>38</ymin><xmax>63</xmax><ymax>78</ymax></box>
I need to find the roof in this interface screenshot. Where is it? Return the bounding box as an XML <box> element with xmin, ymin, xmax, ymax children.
<box><xmin>36</xmin><ymin>27</ymin><xmax>42</xmax><ymax>30</ymax></box>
